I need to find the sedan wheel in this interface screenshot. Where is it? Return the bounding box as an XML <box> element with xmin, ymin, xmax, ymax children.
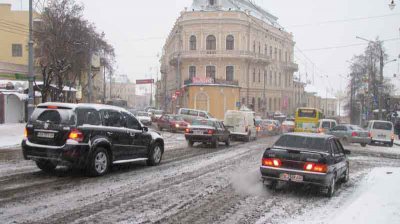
<box><xmin>326</xmin><ymin>177</ymin><xmax>336</xmax><ymax>198</ymax></box>
<box><xmin>342</xmin><ymin>166</ymin><xmax>350</xmax><ymax>183</ymax></box>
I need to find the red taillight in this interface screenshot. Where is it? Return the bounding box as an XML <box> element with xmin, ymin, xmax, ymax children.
<box><xmin>368</xmin><ymin>132</ymin><xmax>372</xmax><ymax>138</ymax></box>
<box><xmin>262</xmin><ymin>158</ymin><xmax>282</xmax><ymax>167</ymax></box>
<box><xmin>185</xmin><ymin>128</ymin><xmax>190</xmax><ymax>133</ymax></box>
<box><xmin>24</xmin><ymin>128</ymin><xmax>28</xmax><ymax>139</ymax></box>
<box><xmin>47</xmin><ymin>105</ymin><xmax>58</xmax><ymax>109</ymax></box>
<box><xmin>68</xmin><ymin>129</ymin><xmax>84</xmax><ymax>142</ymax></box>
<box><xmin>351</xmin><ymin>132</ymin><xmax>358</xmax><ymax>137</ymax></box>
<box><xmin>303</xmin><ymin>162</ymin><xmax>327</xmax><ymax>173</ymax></box>
<box><xmin>207</xmin><ymin>129</ymin><xmax>214</xmax><ymax>135</ymax></box>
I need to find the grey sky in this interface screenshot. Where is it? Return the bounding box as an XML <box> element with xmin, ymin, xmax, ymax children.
<box><xmin>2</xmin><ymin>0</ymin><xmax>400</xmax><ymax>95</ymax></box>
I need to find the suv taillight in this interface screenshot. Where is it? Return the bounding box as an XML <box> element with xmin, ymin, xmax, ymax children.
<box><xmin>24</xmin><ymin>128</ymin><xmax>28</xmax><ymax>140</ymax></box>
<box><xmin>207</xmin><ymin>129</ymin><xmax>214</xmax><ymax>135</ymax></box>
<box><xmin>304</xmin><ymin>162</ymin><xmax>327</xmax><ymax>173</ymax></box>
<box><xmin>262</xmin><ymin>158</ymin><xmax>282</xmax><ymax>167</ymax></box>
<box><xmin>68</xmin><ymin>129</ymin><xmax>84</xmax><ymax>142</ymax></box>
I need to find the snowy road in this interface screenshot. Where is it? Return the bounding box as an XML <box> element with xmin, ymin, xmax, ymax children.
<box><xmin>1</xmin><ymin>134</ymin><xmax>400</xmax><ymax>224</ymax></box>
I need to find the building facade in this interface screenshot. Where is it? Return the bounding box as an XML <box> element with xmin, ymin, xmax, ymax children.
<box><xmin>159</xmin><ymin>0</ymin><xmax>299</xmax><ymax>117</ymax></box>
<box><xmin>0</xmin><ymin>4</ymin><xmax>30</xmax><ymax>79</ymax></box>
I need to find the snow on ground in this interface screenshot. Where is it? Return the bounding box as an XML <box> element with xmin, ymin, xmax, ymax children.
<box><xmin>346</xmin><ymin>143</ymin><xmax>400</xmax><ymax>157</ymax></box>
<box><xmin>289</xmin><ymin>167</ymin><xmax>400</xmax><ymax>224</ymax></box>
<box><xmin>0</xmin><ymin>123</ymin><xmax>25</xmax><ymax>148</ymax></box>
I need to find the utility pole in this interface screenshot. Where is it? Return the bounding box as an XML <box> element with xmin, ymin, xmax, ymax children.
<box><xmin>27</xmin><ymin>0</ymin><xmax>35</xmax><ymax>119</ymax></box>
<box><xmin>103</xmin><ymin>59</ymin><xmax>106</xmax><ymax>104</ymax></box>
<box><xmin>88</xmin><ymin>46</ymin><xmax>92</xmax><ymax>103</ymax></box>
<box><xmin>378</xmin><ymin>45</ymin><xmax>384</xmax><ymax>120</ymax></box>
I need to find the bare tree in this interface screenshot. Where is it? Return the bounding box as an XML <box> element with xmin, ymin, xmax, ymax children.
<box><xmin>34</xmin><ymin>0</ymin><xmax>115</xmax><ymax>103</ymax></box>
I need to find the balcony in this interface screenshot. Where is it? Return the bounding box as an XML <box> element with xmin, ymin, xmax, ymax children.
<box><xmin>184</xmin><ymin>78</ymin><xmax>239</xmax><ymax>86</ymax></box>
<box><xmin>169</xmin><ymin>50</ymin><xmax>271</xmax><ymax>65</ymax></box>
<box><xmin>280</xmin><ymin>61</ymin><xmax>299</xmax><ymax>72</ymax></box>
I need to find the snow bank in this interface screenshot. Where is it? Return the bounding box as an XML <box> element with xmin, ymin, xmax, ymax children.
<box><xmin>330</xmin><ymin>167</ymin><xmax>400</xmax><ymax>224</ymax></box>
<box><xmin>0</xmin><ymin>123</ymin><xmax>25</xmax><ymax>148</ymax></box>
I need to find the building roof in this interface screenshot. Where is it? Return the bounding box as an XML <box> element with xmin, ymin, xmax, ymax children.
<box><xmin>190</xmin><ymin>0</ymin><xmax>280</xmax><ymax>27</ymax></box>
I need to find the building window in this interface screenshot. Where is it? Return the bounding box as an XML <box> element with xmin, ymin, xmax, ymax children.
<box><xmin>258</xmin><ymin>97</ymin><xmax>262</xmax><ymax>110</ymax></box>
<box><xmin>253</xmin><ymin>41</ymin><xmax>256</xmax><ymax>52</ymax></box>
<box><xmin>242</xmin><ymin>97</ymin><xmax>246</xmax><ymax>105</ymax></box>
<box><xmin>206</xmin><ymin>65</ymin><xmax>216</xmax><ymax>79</ymax></box>
<box><xmin>258</xmin><ymin>70</ymin><xmax>261</xmax><ymax>83</ymax></box>
<box><xmin>190</xmin><ymin>35</ymin><xmax>196</xmax><ymax>50</ymax></box>
<box><xmin>12</xmin><ymin>44</ymin><xmax>22</xmax><ymax>57</ymax></box>
<box><xmin>206</xmin><ymin>35</ymin><xmax>216</xmax><ymax>50</ymax></box>
<box><xmin>258</xmin><ymin>42</ymin><xmax>261</xmax><ymax>53</ymax></box>
<box><xmin>226</xmin><ymin>35</ymin><xmax>234</xmax><ymax>50</ymax></box>
<box><xmin>269</xmin><ymin>46</ymin><xmax>272</xmax><ymax>57</ymax></box>
<box><xmin>264</xmin><ymin>70</ymin><xmax>267</xmax><ymax>85</ymax></box>
<box><xmin>253</xmin><ymin>68</ymin><xmax>256</xmax><ymax>82</ymax></box>
<box><xmin>226</xmin><ymin>66</ymin><xmax>234</xmax><ymax>81</ymax></box>
<box><xmin>274</xmin><ymin>72</ymin><xmax>277</xmax><ymax>86</ymax></box>
<box><xmin>285</xmin><ymin>52</ymin><xmax>288</xmax><ymax>62</ymax></box>
<box><xmin>269</xmin><ymin>71</ymin><xmax>272</xmax><ymax>85</ymax></box>
<box><xmin>189</xmin><ymin>66</ymin><xmax>196</xmax><ymax>80</ymax></box>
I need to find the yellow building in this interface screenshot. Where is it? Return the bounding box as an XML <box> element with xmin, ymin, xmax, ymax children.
<box><xmin>0</xmin><ymin>4</ymin><xmax>30</xmax><ymax>78</ymax></box>
<box><xmin>159</xmin><ymin>0</ymin><xmax>299</xmax><ymax>118</ymax></box>
<box><xmin>184</xmin><ymin>84</ymin><xmax>240</xmax><ymax>120</ymax></box>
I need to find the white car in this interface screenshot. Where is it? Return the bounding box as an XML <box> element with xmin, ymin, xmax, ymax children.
<box><xmin>136</xmin><ymin>111</ymin><xmax>152</xmax><ymax>126</ymax></box>
<box><xmin>367</xmin><ymin>120</ymin><xmax>394</xmax><ymax>147</ymax></box>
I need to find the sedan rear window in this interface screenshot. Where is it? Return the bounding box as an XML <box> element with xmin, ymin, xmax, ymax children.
<box><xmin>321</xmin><ymin>121</ymin><xmax>331</xmax><ymax>128</ymax></box>
<box><xmin>274</xmin><ymin>135</ymin><xmax>327</xmax><ymax>152</ymax></box>
<box><xmin>373</xmin><ymin>122</ymin><xmax>392</xmax><ymax>130</ymax></box>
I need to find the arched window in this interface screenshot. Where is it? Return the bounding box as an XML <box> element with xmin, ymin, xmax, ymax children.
<box><xmin>226</xmin><ymin>35</ymin><xmax>234</xmax><ymax>50</ymax></box>
<box><xmin>206</xmin><ymin>65</ymin><xmax>216</xmax><ymax>79</ymax></box>
<box><xmin>209</xmin><ymin>0</ymin><xmax>215</xmax><ymax>6</ymax></box>
<box><xmin>226</xmin><ymin>66</ymin><xmax>234</xmax><ymax>81</ymax></box>
<box><xmin>190</xmin><ymin>35</ymin><xmax>196</xmax><ymax>50</ymax></box>
<box><xmin>206</xmin><ymin>35</ymin><xmax>216</xmax><ymax>50</ymax></box>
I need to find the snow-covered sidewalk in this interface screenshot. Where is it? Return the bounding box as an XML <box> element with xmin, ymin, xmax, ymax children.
<box><xmin>0</xmin><ymin>123</ymin><xmax>25</xmax><ymax>148</ymax></box>
<box><xmin>329</xmin><ymin>167</ymin><xmax>400</xmax><ymax>224</ymax></box>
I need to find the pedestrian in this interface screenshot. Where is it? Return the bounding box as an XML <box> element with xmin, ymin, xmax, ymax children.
<box><xmin>395</xmin><ymin>120</ymin><xmax>400</xmax><ymax>139</ymax></box>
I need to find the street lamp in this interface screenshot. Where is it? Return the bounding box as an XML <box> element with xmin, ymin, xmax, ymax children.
<box><xmin>389</xmin><ymin>0</ymin><xmax>396</xmax><ymax>10</ymax></box>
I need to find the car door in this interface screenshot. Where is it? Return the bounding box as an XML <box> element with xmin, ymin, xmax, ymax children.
<box><xmin>330</xmin><ymin>125</ymin><xmax>344</xmax><ymax>138</ymax></box>
<box><xmin>158</xmin><ymin>115</ymin><xmax>168</xmax><ymax>129</ymax></box>
<box><xmin>331</xmin><ymin>139</ymin><xmax>346</xmax><ymax>179</ymax></box>
<box><xmin>123</xmin><ymin>112</ymin><xmax>151</xmax><ymax>158</ymax></box>
<box><xmin>101</xmin><ymin>110</ymin><xmax>131</xmax><ymax>161</ymax></box>
<box><xmin>220</xmin><ymin>122</ymin><xmax>230</xmax><ymax>141</ymax></box>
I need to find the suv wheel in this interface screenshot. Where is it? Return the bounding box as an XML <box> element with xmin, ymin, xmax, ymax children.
<box><xmin>147</xmin><ymin>143</ymin><xmax>163</xmax><ymax>166</ymax></box>
<box><xmin>225</xmin><ymin>137</ymin><xmax>230</xmax><ymax>146</ymax></box>
<box><xmin>36</xmin><ymin>160</ymin><xmax>57</xmax><ymax>173</ymax></box>
<box><xmin>360</xmin><ymin>143</ymin><xmax>367</xmax><ymax>147</ymax></box>
<box><xmin>87</xmin><ymin>147</ymin><xmax>110</xmax><ymax>176</ymax></box>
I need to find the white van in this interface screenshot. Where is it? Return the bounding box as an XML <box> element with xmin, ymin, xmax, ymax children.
<box><xmin>317</xmin><ymin>119</ymin><xmax>337</xmax><ymax>134</ymax></box>
<box><xmin>178</xmin><ymin>108</ymin><xmax>213</xmax><ymax>124</ymax></box>
<box><xmin>367</xmin><ymin>120</ymin><xmax>394</xmax><ymax>147</ymax></box>
<box><xmin>224</xmin><ymin>110</ymin><xmax>257</xmax><ymax>141</ymax></box>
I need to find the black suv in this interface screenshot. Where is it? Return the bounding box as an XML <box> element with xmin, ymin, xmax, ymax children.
<box><xmin>22</xmin><ymin>103</ymin><xmax>164</xmax><ymax>176</ymax></box>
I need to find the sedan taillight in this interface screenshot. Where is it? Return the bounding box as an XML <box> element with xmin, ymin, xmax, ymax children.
<box><xmin>303</xmin><ymin>162</ymin><xmax>327</xmax><ymax>173</ymax></box>
<box><xmin>207</xmin><ymin>129</ymin><xmax>214</xmax><ymax>135</ymax></box>
<box><xmin>351</xmin><ymin>132</ymin><xmax>358</xmax><ymax>137</ymax></box>
<box><xmin>23</xmin><ymin>128</ymin><xmax>28</xmax><ymax>140</ymax></box>
<box><xmin>262</xmin><ymin>158</ymin><xmax>282</xmax><ymax>167</ymax></box>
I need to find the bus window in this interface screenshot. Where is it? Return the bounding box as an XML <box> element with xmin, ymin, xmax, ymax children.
<box><xmin>298</xmin><ymin>109</ymin><xmax>317</xmax><ymax>118</ymax></box>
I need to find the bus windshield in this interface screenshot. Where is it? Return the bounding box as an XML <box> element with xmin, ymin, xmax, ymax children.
<box><xmin>298</xmin><ymin>109</ymin><xmax>317</xmax><ymax>118</ymax></box>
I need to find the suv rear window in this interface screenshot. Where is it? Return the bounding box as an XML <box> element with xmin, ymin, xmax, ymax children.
<box><xmin>31</xmin><ymin>108</ymin><xmax>74</xmax><ymax>125</ymax></box>
<box><xmin>373</xmin><ymin>122</ymin><xmax>392</xmax><ymax>130</ymax></box>
<box><xmin>274</xmin><ymin>135</ymin><xmax>327</xmax><ymax>152</ymax></box>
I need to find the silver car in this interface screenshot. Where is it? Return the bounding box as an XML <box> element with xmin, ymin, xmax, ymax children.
<box><xmin>327</xmin><ymin>124</ymin><xmax>371</xmax><ymax>147</ymax></box>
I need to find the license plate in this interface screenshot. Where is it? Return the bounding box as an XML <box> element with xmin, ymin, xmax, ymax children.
<box><xmin>194</xmin><ymin>130</ymin><xmax>204</xmax><ymax>135</ymax></box>
<box><xmin>37</xmin><ymin>132</ymin><xmax>55</xmax><ymax>139</ymax></box>
<box><xmin>279</xmin><ymin>173</ymin><xmax>303</xmax><ymax>182</ymax></box>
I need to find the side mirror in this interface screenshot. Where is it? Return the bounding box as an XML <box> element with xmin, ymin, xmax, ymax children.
<box><xmin>142</xmin><ymin>126</ymin><xmax>149</xmax><ymax>132</ymax></box>
<box><xmin>344</xmin><ymin>149</ymin><xmax>351</xmax><ymax>155</ymax></box>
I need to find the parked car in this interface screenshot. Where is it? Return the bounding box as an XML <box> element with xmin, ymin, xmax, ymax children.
<box><xmin>223</xmin><ymin>110</ymin><xmax>257</xmax><ymax>141</ymax></box>
<box><xmin>178</xmin><ymin>108</ymin><xmax>213</xmax><ymax>124</ymax></box>
<box><xmin>157</xmin><ymin>114</ymin><xmax>189</xmax><ymax>132</ymax></box>
<box><xmin>366</xmin><ymin>120</ymin><xmax>394</xmax><ymax>147</ymax></box>
<box><xmin>22</xmin><ymin>103</ymin><xmax>164</xmax><ymax>176</ymax></box>
<box><xmin>327</xmin><ymin>124</ymin><xmax>371</xmax><ymax>147</ymax></box>
<box><xmin>260</xmin><ymin>133</ymin><xmax>350</xmax><ymax>197</ymax></box>
<box><xmin>185</xmin><ymin>119</ymin><xmax>230</xmax><ymax>148</ymax></box>
<box><xmin>281</xmin><ymin>120</ymin><xmax>295</xmax><ymax>133</ymax></box>
<box><xmin>136</xmin><ymin>111</ymin><xmax>152</xmax><ymax>126</ymax></box>
<box><xmin>317</xmin><ymin>119</ymin><xmax>337</xmax><ymax>134</ymax></box>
